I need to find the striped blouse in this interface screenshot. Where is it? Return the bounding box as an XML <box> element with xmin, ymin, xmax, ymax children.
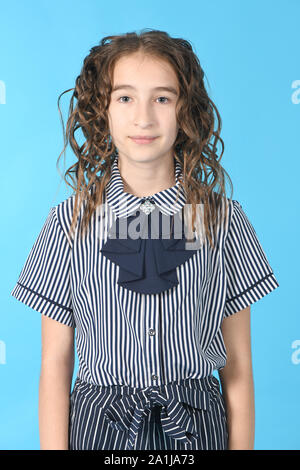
<box><xmin>11</xmin><ymin>155</ymin><xmax>279</xmax><ymax>388</ymax></box>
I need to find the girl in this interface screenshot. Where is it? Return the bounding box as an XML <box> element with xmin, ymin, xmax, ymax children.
<box><xmin>11</xmin><ymin>29</ymin><xmax>279</xmax><ymax>450</ymax></box>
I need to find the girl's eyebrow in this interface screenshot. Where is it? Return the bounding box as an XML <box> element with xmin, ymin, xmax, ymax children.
<box><xmin>112</xmin><ymin>84</ymin><xmax>178</xmax><ymax>96</ymax></box>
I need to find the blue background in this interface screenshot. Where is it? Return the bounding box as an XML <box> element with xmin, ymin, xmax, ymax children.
<box><xmin>1</xmin><ymin>0</ymin><xmax>299</xmax><ymax>450</ymax></box>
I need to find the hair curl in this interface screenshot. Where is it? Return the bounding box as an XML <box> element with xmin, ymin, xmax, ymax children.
<box><xmin>57</xmin><ymin>28</ymin><xmax>233</xmax><ymax>249</ymax></box>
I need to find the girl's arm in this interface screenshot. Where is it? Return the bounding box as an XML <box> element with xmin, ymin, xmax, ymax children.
<box><xmin>39</xmin><ymin>315</ymin><xmax>75</xmax><ymax>450</ymax></box>
<box><xmin>218</xmin><ymin>305</ymin><xmax>255</xmax><ymax>450</ymax></box>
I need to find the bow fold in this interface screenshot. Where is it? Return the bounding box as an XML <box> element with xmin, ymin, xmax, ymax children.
<box><xmin>100</xmin><ymin>207</ymin><xmax>202</xmax><ymax>294</ymax></box>
<box><xmin>103</xmin><ymin>382</ymin><xmax>211</xmax><ymax>450</ymax></box>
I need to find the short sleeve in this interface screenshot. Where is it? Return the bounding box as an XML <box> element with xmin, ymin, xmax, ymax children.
<box><xmin>10</xmin><ymin>206</ymin><xmax>75</xmax><ymax>327</ymax></box>
<box><xmin>223</xmin><ymin>200</ymin><xmax>279</xmax><ymax>317</ymax></box>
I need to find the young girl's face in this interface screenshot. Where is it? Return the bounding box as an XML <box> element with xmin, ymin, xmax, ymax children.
<box><xmin>107</xmin><ymin>51</ymin><xmax>180</xmax><ymax>164</ymax></box>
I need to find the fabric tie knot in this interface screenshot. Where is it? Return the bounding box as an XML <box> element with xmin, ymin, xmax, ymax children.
<box><xmin>102</xmin><ymin>382</ymin><xmax>211</xmax><ymax>450</ymax></box>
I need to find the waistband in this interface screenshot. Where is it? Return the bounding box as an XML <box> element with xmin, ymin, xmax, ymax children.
<box><xmin>72</xmin><ymin>374</ymin><xmax>222</xmax><ymax>396</ymax></box>
<box><xmin>70</xmin><ymin>375</ymin><xmax>224</xmax><ymax>450</ymax></box>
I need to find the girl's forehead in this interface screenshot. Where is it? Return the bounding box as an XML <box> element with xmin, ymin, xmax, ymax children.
<box><xmin>111</xmin><ymin>54</ymin><xmax>179</xmax><ymax>88</ymax></box>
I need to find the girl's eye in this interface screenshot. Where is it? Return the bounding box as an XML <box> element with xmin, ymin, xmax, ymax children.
<box><xmin>117</xmin><ymin>96</ymin><xmax>170</xmax><ymax>104</ymax></box>
<box><xmin>157</xmin><ymin>96</ymin><xmax>169</xmax><ymax>104</ymax></box>
<box><xmin>118</xmin><ymin>96</ymin><xmax>131</xmax><ymax>103</ymax></box>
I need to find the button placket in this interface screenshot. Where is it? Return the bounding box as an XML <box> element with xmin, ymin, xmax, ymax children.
<box><xmin>149</xmin><ymin>331</ymin><xmax>158</xmax><ymax>382</ymax></box>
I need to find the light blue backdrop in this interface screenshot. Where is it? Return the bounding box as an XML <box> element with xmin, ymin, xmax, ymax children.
<box><xmin>1</xmin><ymin>0</ymin><xmax>299</xmax><ymax>450</ymax></box>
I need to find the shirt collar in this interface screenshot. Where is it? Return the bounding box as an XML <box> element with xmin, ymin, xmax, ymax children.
<box><xmin>105</xmin><ymin>155</ymin><xmax>186</xmax><ymax>218</ymax></box>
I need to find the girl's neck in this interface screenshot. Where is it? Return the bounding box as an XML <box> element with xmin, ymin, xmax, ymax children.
<box><xmin>118</xmin><ymin>155</ymin><xmax>176</xmax><ymax>197</ymax></box>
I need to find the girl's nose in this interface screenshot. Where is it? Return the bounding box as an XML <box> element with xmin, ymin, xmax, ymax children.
<box><xmin>134</xmin><ymin>103</ymin><xmax>155</xmax><ymax>126</ymax></box>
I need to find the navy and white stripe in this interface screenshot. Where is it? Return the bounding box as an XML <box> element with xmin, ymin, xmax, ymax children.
<box><xmin>11</xmin><ymin>154</ymin><xmax>279</xmax><ymax>449</ymax></box>
<box><xmin>11</xmin><ymin>205</ymin><xmax>75</xmax><ymax>327</ymax></box>
<box><xmin>11</xmin><ymin>154</ymin><xmax>279</xmax><ymax>382</ymax></box>
<box><xmin>68</xmin><ymin>375</ymin><xmax>228</xmax><ymax>450</ymax></box>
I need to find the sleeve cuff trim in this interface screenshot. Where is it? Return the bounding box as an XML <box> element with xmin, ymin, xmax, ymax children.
<box><xmin>226</xmin><ymin>272</ymin><xmax>278</xmax><ymax>303</ymax></box>
<box><xmin>16</xmin><ymin>282</ymin><xmax>73</xmax><ymax>313</ymax></box>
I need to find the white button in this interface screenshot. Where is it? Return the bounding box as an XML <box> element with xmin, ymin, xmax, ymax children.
<box><xmin>148</xmin><ymin>329</ymin><xmax>156</xmax><ymax>336</ymax></box>
<box><xmin>151</xmin><ymin>374</ymin><xmax>158</xmax><ymax>380</ymax></box>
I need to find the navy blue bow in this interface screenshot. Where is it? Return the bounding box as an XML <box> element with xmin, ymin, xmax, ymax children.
<box><xmin>99</xmin><ymin>204</ymin><xmax>201</xmax><ymax>294</ymax></box>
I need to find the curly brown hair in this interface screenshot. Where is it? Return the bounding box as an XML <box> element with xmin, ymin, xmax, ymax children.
<box><xmin>57</xmin><ymin>28</ymin><xmax>233</xmax><ymax>248</ymax></box>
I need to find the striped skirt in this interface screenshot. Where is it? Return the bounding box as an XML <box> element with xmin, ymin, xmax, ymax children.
<box><xmin>68</xmin><ymin>374</ymin><xmax>228</xmax><ymax>450</ymax></box>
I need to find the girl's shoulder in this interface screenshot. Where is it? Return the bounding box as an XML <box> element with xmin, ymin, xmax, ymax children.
<box><xmin>52</xmin><ymin>192</ymin><xmax>77</xmax><ymax>240</ymax></box>
<box><xmin>52</xmin><ymin>183</ymin><xmax>98</xmax><ymax>242</ymax></box>
<box><xmin>224</xmin><ymin>197</ymin><xmax>245</xmax><ymax>236</ymax></box>
<box><xmin>209</xmin><ymin>193</ymin><xmax>242</xmax><ymax>232</ymax></box>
